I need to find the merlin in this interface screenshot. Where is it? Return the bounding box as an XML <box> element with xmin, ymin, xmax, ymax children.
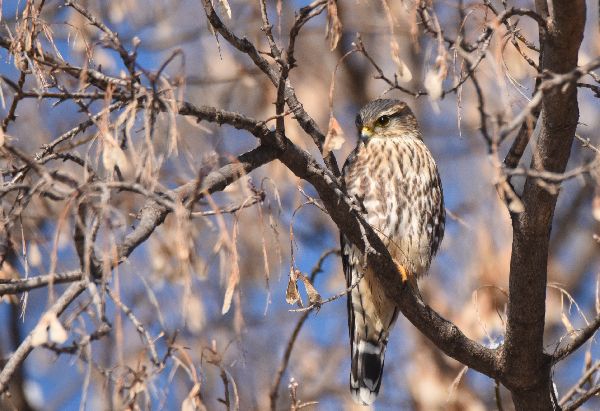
<box><xmin>340</xmin><ymin>99</ymin><xmax>445</xmax><ymax>405</ymax></box>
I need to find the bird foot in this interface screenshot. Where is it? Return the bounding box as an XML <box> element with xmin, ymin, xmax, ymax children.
<box><xmin>395</xmin><ymin>262</ymin><xmax>409</xmax><ymax>283</ymax></box>
<box><xmin>394</xmin><ymin>262</ymin><xmax>420</xmax><ymax>292</ymax></box>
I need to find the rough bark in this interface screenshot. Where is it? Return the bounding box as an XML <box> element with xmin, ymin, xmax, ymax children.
<box><xmin>504</xmin><ymin>1</ymin><xmax>586</xmax><ymax>409</ymax></box>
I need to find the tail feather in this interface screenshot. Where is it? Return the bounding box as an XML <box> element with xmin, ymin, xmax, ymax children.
<box><xmin>350</xmin><ymin>339</ymin><xmax>387</xmax><ymax>405</ymax></box>
<box><xmin>341</xmin><ymin>236</ymin><xmax>398</xmax><ymax>405</ymax></box>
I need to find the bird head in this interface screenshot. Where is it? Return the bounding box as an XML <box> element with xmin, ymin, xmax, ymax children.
<box><xmin>355</xmin><ymin>99</ymin><xmax>420</xmax><ymax>141</ymax></box>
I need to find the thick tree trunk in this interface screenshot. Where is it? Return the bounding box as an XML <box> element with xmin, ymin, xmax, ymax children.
<box><xmin>504</xmin><ymin>1</ymin><xmax>586</xmax><ymax>410</ymax></box>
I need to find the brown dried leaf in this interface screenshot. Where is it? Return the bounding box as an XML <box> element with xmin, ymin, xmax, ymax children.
<box><xmin>276</xmin><ymin>0</ymin><xmax>282</xmax><ymax>21</ymax></box>
<box><xmin>390</xmin><ymin>39</ymin><xmax>412</xmax><ymax>83</ymax></box>
<box><xmin>425</xmin><ymin>55</ymin><xmax>448</xmax><ymax>101</ymax></box>
<box><xmin>508</xmin><ymin>197</ymin><xmax>525</xmax><ymax>213</ymax></box>
<box><xmin>560</xmin><ymin>293</ymin><xmax>574</xmax><ymax>334</ymax></box>
<box><xmin>561</xmin><ymin>311</ymin><xmax>574</xmax><ymax>334</ymax></box>
<box><xmin>326</xmin><ymin>0</ymin><xmax>342</xmax><ymax>51</ymax></box>
<box><xmin>299</xmin><ymin>274</ymin><xmax>322</xmax><ymax>306</ymax></box>
<box><xmin>181</xmin><ymin>383</ymin><xmax>207</xmax><ymax>411</ymax></box>
<box><xmin>381</xmin><ymin>0</ymin><xmax>408</xmax><ymax>66</ymax></box>
<box><xmin>216</xmin><ymin>0</ymin><xmax>232</xmax><ymax>19</ymax></box>
<box><xmin>323</xmin><ymin>116</ymin><xmax>345</xmax><ymax>157</ymax></box>
<box><xmin>424</xmin><ymin>69</ymin><xmax>443</xmax><ymax>101</ymax></box>
<box><xmin>184</xmin><ymin>294</ymin><xmax>206</xmax><ymax>333</ymax></box>
<box><xmin>48</xmin><ymin>313</ymin><xmax>68</xmax><ymax>344</ymax></box>
<box><xmin>221</xmin><ymin>223</ymin><xmax>240</xmax><ymax>315</ymax></box>
<box><xmin>30</xmin><ymin>321</ymin><xmax>48</xmax><ymax>347</ymax></box>
<box><xmin>102</xmin><ymin>141</ymin><xmax>130</xmax><ymax>175</ymax></box>
<box><xmin>99</xmin><ymin>87</ymin><xmax>131</xmax><ymax>176</ymax></box>
<box><xmin>286</xmin><ymin>268</ymin><xmax>301</xmax><ymax>305</ymax></box>
<box><xmin>447</xmin><ymin>366</ymin><xmax>468</xmax><ymax>403</ymax></box>
<box><xmin>29</xmin><ymin>243</ymin><xmax>42</xmax><ymax>267</ymax></box>
<box><xmin>31</xmin><ymin>312</ymin><xmax>68</xmax><ymax>347</ymax></box>
<box><xmin>585</xmin><ymin>349</ymin><xmax>592</xmax><ymax>370</ymax></box>
<box><xmin>593</xmin><ymin>193</ymin><xmax>600</xmax><ymax>221</ymax></box>
<box><xmin>221</xmin><ymin>267</ymin><xmax>238</xmax><ymax>315</ymax></box>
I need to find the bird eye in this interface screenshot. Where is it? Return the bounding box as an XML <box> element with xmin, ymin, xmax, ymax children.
<box><xmin>376</xmin><ymin>115</ymin><xmax>390</xmax><ymax>127</ymax></box>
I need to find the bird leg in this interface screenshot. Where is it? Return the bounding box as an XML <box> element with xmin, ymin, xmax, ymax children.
<box><xmin>394</xmin><ymin>260</ymin><xmax>419</xmax><ymax>290</ymax></box>
<box><xmin>394</xmin><ymin>261</ymin><xmax>409</xmax><ymax>282</ymax></box>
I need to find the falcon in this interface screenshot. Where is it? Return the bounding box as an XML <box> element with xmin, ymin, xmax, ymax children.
<box><xmin>340</xmin><ymin>99</ymin><xmax>445</xmax><ymax>405</ymax></box>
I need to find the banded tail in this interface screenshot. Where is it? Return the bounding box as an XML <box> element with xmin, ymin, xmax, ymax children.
<box><xmin>341</xmin><ymin>235</ymin><xmax>399</xmax><ymax>405</ymax></box>
<box><xmin>350</xmin><ymin>338</ymin><xmax>388</xmax><ymax>405</ymax></box>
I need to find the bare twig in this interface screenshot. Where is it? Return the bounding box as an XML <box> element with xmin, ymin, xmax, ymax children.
<box><xmin>553</xmin><ymin>314</ymin><xmax>600</xmax><ymax>362</ymax></box>
<box><xmin>559</xmin><ymin>361</ymin><xmax>600</xmax><ymax>406</ymax></box>
<box><xmin>269</xmin><ymin>248</ymin><xmax>338</xmax><ymax>411</ymax></box>
<box><xmin>0</xmin><ymin>281</ymin><xmax>87</xmax><ymax>394</ymax></box>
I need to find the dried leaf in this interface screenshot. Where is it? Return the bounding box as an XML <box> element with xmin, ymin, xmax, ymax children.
<box><xmin>31</xmin><ymin>312</ymin><xmax>68</xmax><ymax>347</ymax></box>
<box><xmin>286</xmin><ymin>269</ymin><xmax>301</xmax><ymax>305</ymax></box>
<box><xmin>424</xmin><ymin>69</ymin><xmax>443</xmax><ymax>101</ymax></box>
<box><xmin>174</xmin><ymin>202</ymin><xmax>191</xmax><ymax>262</ymax></box>
<box><xmin>299</xmin><ymin>274</ymin><xmax>322</xmax><ymax>306</ymax></box>
<box><xmin>30</xmin><ymin>322</ymin><xmax>48</xmax><ymax>347</ymax></box>
<box><xmin>101</xmin><ymin>129</ymin><xmax>130</xmax><ymax>176</ymax></box>
<box><xmin>48</xmin><ymin>313</ymin><xmax>68</xmax><ymax>344</ymax></box>
<box><xmin>216</xmin><ymin>0</ymin><xmax>232</xmax><ymax>19</ymax></box>
<box><xmin>326</xmin><ymin>0</ymin><xmax>342</xmax><ymax>51</ymax></box>
<box><xmin>184</xmin><ymin>294</ymin><xmax>206</xmax><ymax>333</ymax></box>
<box><xmin>425</xmin><ymin>55</ymin><xmax>448</xmax><ymax>102</ymax></box>
<box><xmin>559</xmin><ymin>292</ymin><xmax>575</xmax><ymax>334</ymax></box>
<box><xmin>561</xmin><ymin>311</ymin><xmax>574</xmax><ymax>333</ymax></box>
<box><xmin>29</xmin><ymin>243</ymin><xmax>42</xmax><ymax>267</ymax></box>
<box><xmin>585</xmin><ymin>349</ymin><xmax>592</xmax><ymax>370</ymax></box>
<box><xmin>221</xmin><ymin>262</ymin><xmax>239</xmax><ymax>315</ymax></box>
<box><xmin>323</xmin><ymin>116</ymin><xmax>345</xmax><ymax>157</ymax></box>
<box><xmin>508</xmin><ymin>197</ymin><xmax>525</xmax><ymax>213</ymax></box>
<box><xmin>181</xmin><ymin>397</ymin><xmax>195</xmax><ymax>411</ymax></box>
<box><xmin>221</xmin><ymin>222</ymin><xmax>240</xmax><ymax>315</ymax></box>
<box><xmin>276</xmin><ymin>0</ymin><xmax>282</xmax><ymax>22</ymax></box>
<box><xmin>593</xmin><ymin>193</ymin><xmax>600</xmax><ymax>221</ymax></box>
<box><xmin>181</xmin><ymin>383</ymin><xmax>205</xmax><ymax>411</ymax></box>
<box><xmin>132</xmin><ymin>36</ymin><xmax>141</xmax><ymax>48</ymax></box>
<box><xmin>447</xmin><ymin>366</ymin><xmax>468</xmax><ymax>403</ymax></box>
<box><xmin>390</xmin><ymin>39</ymin><xmax>412</xmax><ymax>83</ymax></box>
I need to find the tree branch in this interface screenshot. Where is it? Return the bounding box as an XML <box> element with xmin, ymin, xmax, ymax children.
<box><xmin>0</xmin><ymin>271</ymin><xmax>83</xmax><ymax>296</ymax></box>
<box><xmin>553</xmin><ymin>314</ymin><xmax>600</xmax><ymax>362</ymax></box>
<box><xmin>0</xmin><ymin>281</ymin><xmax>88</xmax><ymax>394</ymax></box>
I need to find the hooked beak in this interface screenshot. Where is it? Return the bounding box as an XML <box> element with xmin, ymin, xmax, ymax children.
<box><xmin>360</xmin><ymin>126</ymin><xmax>373</xmax><ymax>141</ymax></box>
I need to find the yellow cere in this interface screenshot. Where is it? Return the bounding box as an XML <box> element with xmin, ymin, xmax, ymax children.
<box><xmin>361</xmin><ymin>126</ymin><xmax>373</xmax><ymax>139</ymax></box>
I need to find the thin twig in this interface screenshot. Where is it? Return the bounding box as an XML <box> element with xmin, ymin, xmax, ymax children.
<box><xmin>269</xmin><ymin>248</ymin><xmax>338</xmax><ymax>411</ymax></box>
<box><xmin>0</xmin><ymin>280</ymin><xmax>88</xmax><ymax>394</ymax></box>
